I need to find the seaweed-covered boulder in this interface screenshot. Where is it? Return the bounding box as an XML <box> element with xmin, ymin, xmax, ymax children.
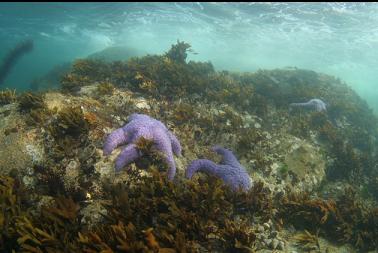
<box><xmin>0</xmin><ymin>104</ymin><xmax>44</xmax><ymax>175</ymax></box>
<box><xmin>256</xmin><ymin>130</ymin><xmax>328</xmax><ymax>194</ymax></box>
<box><xmin>280</xmin><ymin>135</ymin><xmax>326</xmax><ymax>192</ymax></box>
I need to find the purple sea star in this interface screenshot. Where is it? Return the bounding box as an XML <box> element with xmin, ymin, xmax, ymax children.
<box><xmin>103</xmin><ymin>113</ymin><xmax>182</xmax><ymax>180</ymax></box>
<box><xmin>289</xmin><ymin>98</ymin><xmax>327</xmax><ymax>112</ymax></box>
<box><xmin>186</xmin><ymin>145</ymin><xmax>252</xmax><ymax>192</ymax></box>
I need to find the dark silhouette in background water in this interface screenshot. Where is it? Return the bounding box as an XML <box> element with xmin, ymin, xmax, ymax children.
<box><xmin>0</xmin><ymin>40</ymin><xmax>34</xmax><ymax>86</ymax></box>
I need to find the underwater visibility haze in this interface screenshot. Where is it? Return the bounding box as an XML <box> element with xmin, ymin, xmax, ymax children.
<box><xmin>1</xmin><ymin>2</ymin><xmax>378</xmax><ymax>113</ymax></box>
<box><xmin>1</xmin><ymin>2</ymin><xmax>378</xmax><ymax>253</ymax></box>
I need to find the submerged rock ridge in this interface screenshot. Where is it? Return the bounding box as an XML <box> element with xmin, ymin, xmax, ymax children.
<box><xmin>1</xmin><ymin>41</ymin><xmax>378</xmax><ymax>252</ymax></box>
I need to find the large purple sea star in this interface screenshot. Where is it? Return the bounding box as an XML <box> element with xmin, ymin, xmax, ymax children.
<box><xmin>103</xmin><ymin>113</ymin><xmax>182</xmax><ymax>180</ymax></box>
<box><xmin>186</xmin><ymin>146</ymin><xmax>252</xmax><ymax>192</ymax></box>
<box><xmin>290</xmin><ymin>98</ymin><xmax>327</xmax><ymax>112</ymax></box>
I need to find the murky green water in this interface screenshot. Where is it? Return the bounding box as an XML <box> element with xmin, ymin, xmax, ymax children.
<box><xmin>1</xmin><ymin>2</ymin><xmax>378</xmax><ymax>112</ymax></box>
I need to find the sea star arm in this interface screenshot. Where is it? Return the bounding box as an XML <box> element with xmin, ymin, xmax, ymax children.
<box><xmin>314</xmin><ymin>100</ymin><xmax>327</xmax><ymax>112</ymax></box>
<box><xmin>186</xmin><ymin>145</ymin><xmax>252</xmax><ymax>192</ymax></box>
<box><xmin>103</xmin><ymin>128</ymin><xmax>127</xmax><ymax>155</ymax></box>
<box><xmin>217</xmin><ymin>165</ymin><xmax>253</xmax><ymax>191</ymax></box>
<box><xmin>103</xmin><ymin>121</ymin><xmax>140</xmax><ymax>156</ymax></box>
<box><xmin>153</xmin><ymin>130</ymin><xmax>177</xmax><ymax>180</ymax></box>
<box><xmin>289</xmin><ymin>102</ymin><xmax>310</xmax><ymax>108</ymax></box>
<box><xmin>290</xmin><ymin>99</ymin><xmax>327</xmax><ymax>112</ymax></box>
<box><xmin>115</xmin><ymin>144</ymin><xmax>141</xmax><ymax>172</ymax></box>
<box><xmin>103</xmin><ymin>113</ymin><xmax>182</xmax><ymax>180</ymax></box>
<box><xmin>168</xmin><ymin>130</ymin><xmax>182</xmax><ymax>156</ymax></box>
<box><xmin>186</xmin><ymin>159</ymin><xmax>219</xmax><ymax>179</ymax></box>
<box><xmin>127</xmin><ymin>113</ymin><xmax>142</xmax><ymax>122</ymax></box>
<box><xmin>315</xmin><ymin>104</ymin><xmax>323</xmax><ymax>112</ymax></box>
<box><xmin>212</xmin><ymin>145</ymin><xmax>240</xmax><ymax>166</ymax></box>
<box><xmin>165</xmin><ymin>152</ymin><xmax>177</xmax><ymax>181</ymax></box>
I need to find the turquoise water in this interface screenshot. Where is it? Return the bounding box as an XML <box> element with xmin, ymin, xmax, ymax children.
<box><xmin>1</xmin><ymin>2</ymin><xmax>378</xmax><ymax>112</ymax></box>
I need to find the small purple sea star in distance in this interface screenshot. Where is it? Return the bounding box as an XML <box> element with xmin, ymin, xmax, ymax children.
<box><xmin>186</xmin><ymin>145</ymin><xmax>252</xmax><ymax>192</ymax></box>
<box><xmin>289</xmin><ymin>98</ymin><xmax>327</xmax><ymax>112</ymax></box>
<box><xmin>103</xmin><ymin>113</ymin><xmax>182</xmax><ymax>181</ymax></box>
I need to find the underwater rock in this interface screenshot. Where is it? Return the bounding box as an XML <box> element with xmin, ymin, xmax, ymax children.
<box><xmin>44</xmin><ymin>92</ymin><xmax>70</xmax><ymax>112</ymax></box>
<box><xmin>87</xmin><ymin>46</ymin><xmax>147</xmax><ymax>62</ymax></box>
<box><xmin>101</xmin><ymin>89</ymin><xmax>136</xmax><ymax>119</ymax></box>
<box><xmin>134</xmin><ymin>97</ymin><xmax>151</xmax><ymax>110</ymax></box>
<box><xmin>253</xmin><ymin>218</ymin><xmax>288</xmax><ymax>251</ymax></box>
<box><xmin>77</xmin><ymin>83</ymin><xmax>100</xmax><ymax>97</ymax></box>
<box><xmin>286</xmin><ymin>229</ymin><xmax>358</xmax><ymax>253</ymax></box>
<box><xmin>0</xmin><ymin>41</ymin><xmax>377</xmax><ymax>253</ymax></box>
<box><xmin>0</xmin><ymin>103</ymin><xmax>16</xmax><ymax>116</ymax></box>
<box><xmin>281</xmin><ymin>136</ymin><xmax>326</xmax><ymax>192</ymax></box>
<box><xmin>79</xmin><ymin>200</ymin><xmax>108</xmax><ymax>229</ymax></box>
<box><xmin>271</xmin><ymin>238</ymin><xmax>279</xmax><ymax>249</ymax></box>
<box><xmin>22</xmin><ymin>166</ymin><xmax>36</xmax><ymax>189</ymax></box>
<box><xmin>25</xmin><ymin>143</ymin><xmax>44</xmax><ymax>164</ymax></box>
<box><xmin>0</xmin><ymin>105</ymin><xmax>44</xmax><ymax>175</ymax></box>
<box><xmin>94</xmin><ymin>148</ymin><xmax>132</xmax><ymax>184</ymax></box>
<box><xmin>35</xmin><ymin>195</ymin><xmax>55</xmax><ymax>213</ymax></box>
<box><xmin>63</xmin><ymin>159</ymin><xmax>80</xmax><ymax>192</ymax></box>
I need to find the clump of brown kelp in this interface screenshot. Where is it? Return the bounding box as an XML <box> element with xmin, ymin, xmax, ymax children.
<box><xmin>278</xmin><ymin>187</ymin><xmax>378</xmax><ymax>251</ymax></box>
<box><xmin>48</xmin><ymin>106</ymin><xmax>90</xmax><ymax>141</ymax></box>
<box><xmin>45</xmin><ymin>106</ymin><xmax>92</xmax><ymax>162</ymax></box>
<box><xmin>0</xmin><ymin>88</ymin><xmax>16</xmax><ymax>105</ymax></box>
<box><xmin>293</xmin><ymin>229</ymin><xmax>321</xmax><ymax>252</ymax></box>
<box><xmin>17</xmin><ymin>91</ymin><xmax>53</xmax><ymax>126</ymax></box>
<box><xmin>2</xmin><ymin>166</ymin><xmax>377</xmax><ymax>252</ymax></box>
<box><xmin>60</xmin><ymin>41</ymin><xmax>254</xmax><ymax>107</ymax></box>
<box><xmin>17</xmin><ymin>91</ymin><xmax>46</xmax><ymax>113</ymax></box>
<box><xmin>0</xmin><ymin>166</ymin><xmax>273</xmax><ymax>252</ymax></box>
<box><xmin>0</xmin><ymin>40</ymin><xmax>34</xmax><ymax>86</ymax></box>
<box><xmin>95</xmin><ymin>81</ymin><xmax>115</xmax><ymax>96</ymax></box>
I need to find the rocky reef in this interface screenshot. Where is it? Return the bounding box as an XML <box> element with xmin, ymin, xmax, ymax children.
<box><xmin>0</xmin><ymin>41</ymin><xmax>378</xmax><ymax>252</ymax></box>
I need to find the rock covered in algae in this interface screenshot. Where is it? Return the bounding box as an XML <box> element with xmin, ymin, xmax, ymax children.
<box><xmin>0</xmin><ymin>103</ymin><xmax>44</xmax><ymax>175</ymax></box>
<box><xmin>79</xmin><ymin>200</ymin><xmax>108</xmax><ymax>229</ymax></box>
<box><xmin>0</xmin><ymin>41</ymin><xmax>377</xmax><ymax>253</ymax></box>
<box><xmin>281</xmin><ymin>135</ymin><xmax>326</xmax><ymax>192</ymax></box>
